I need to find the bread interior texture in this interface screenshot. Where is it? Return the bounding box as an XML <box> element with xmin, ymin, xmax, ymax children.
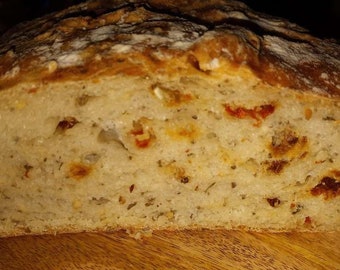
<box><xmin>0</xmin><ymin>68</ymin><xmax>339</xmax><ymax>236</ymax></box>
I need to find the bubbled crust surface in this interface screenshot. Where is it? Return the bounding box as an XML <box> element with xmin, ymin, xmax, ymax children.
<box><xmin>0</xmin><ymin>0</ymin><xmax>339</xmax><ymax>97</ymax></box>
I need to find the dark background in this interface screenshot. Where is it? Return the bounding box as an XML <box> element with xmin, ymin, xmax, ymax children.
<box><xmin>0</xmin><ymin>0</ymin><xmax>339</xmax><ymax>40</ymax></box>
<box><xmin>243</xmin><ymin>0</ymin><xmax>339</xmax><ymax>40</ymax></box>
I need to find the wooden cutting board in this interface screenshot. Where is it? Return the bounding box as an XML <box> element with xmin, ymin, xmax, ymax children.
<box><xmin>0</xmin><ymin>230</ymin><xmax>339</xmax><ymax>270</ymax></box>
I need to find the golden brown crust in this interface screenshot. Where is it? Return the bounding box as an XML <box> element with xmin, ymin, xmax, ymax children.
<box><xmin>0</xmin><ymin>0</ymin><xmax>339</xmax><ymax>97</ymax></box>
<box><xmin>1</xmin><ymin>224</ymin><xmax>324</xmax><ymax>238</ymax></box>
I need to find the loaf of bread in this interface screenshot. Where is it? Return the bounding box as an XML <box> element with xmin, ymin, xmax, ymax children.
<box><xmin>0</xmin><ymin>0</ymin><xmax>339</xmax><ymax>237</ymax></box>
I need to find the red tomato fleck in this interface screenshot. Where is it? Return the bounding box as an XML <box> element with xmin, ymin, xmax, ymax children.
<box><xmin>135</xmin><ymin>138</ymin><xmax>150</xmax><ymax>148</ymax></box>
<box><xmin>304</xmin><ymin>216</ymin><xmax>312</xmax><ymax>224</ymax></box>
<box><xmin>224</xmin><ymin>104</ymin><xmax>275</xmax><ymax>122</ymax></box>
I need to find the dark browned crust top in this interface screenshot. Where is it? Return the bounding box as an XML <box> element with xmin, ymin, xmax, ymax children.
<box><xmin>0</xmin><ymin>0</ymin><xmax>339</xmax><ymax>97</ymax></box>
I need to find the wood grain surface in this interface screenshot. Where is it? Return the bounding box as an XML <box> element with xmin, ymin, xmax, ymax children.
<box><xmin>0</xmin><ymin>230</ymin><xmax>339</xmax><ymax>270</ymax></box>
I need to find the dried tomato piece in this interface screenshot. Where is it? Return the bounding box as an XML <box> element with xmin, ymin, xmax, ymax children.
<box><xmin>311</xmin><ymin>177</ymin><xmax>340</xmax><ymax>199</ymax></box>
<box><xmin>55</xmin><ymin>116</ymin><xmax>79</xmax><ymax>134</ymax></box>
<box><xmin>266</xmin><ymin>197</ymin><xmax>281</xmax><ymax>207</ymax></box>
<box><xmin>224</xmin><ymin>103</ymin><xmax>275</xmax><ymax>125</ymax></box>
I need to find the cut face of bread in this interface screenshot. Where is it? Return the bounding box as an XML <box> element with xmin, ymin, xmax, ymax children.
<box><xmin>0</xmin><ymin>0</ymin><xmax>339</xmax><ymax>236</ymax></box>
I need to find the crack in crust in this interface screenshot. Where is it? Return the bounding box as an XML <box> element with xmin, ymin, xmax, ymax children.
<box><xmin>0</xmin><ymin>0</ymin><xmax>339</xmax><ymax>97</ymax></box>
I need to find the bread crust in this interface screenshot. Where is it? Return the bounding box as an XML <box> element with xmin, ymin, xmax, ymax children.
<box><xmin>0</xmin><ymin>0</ymin><xmax>339</xmax><ymax>97</ymax></box>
